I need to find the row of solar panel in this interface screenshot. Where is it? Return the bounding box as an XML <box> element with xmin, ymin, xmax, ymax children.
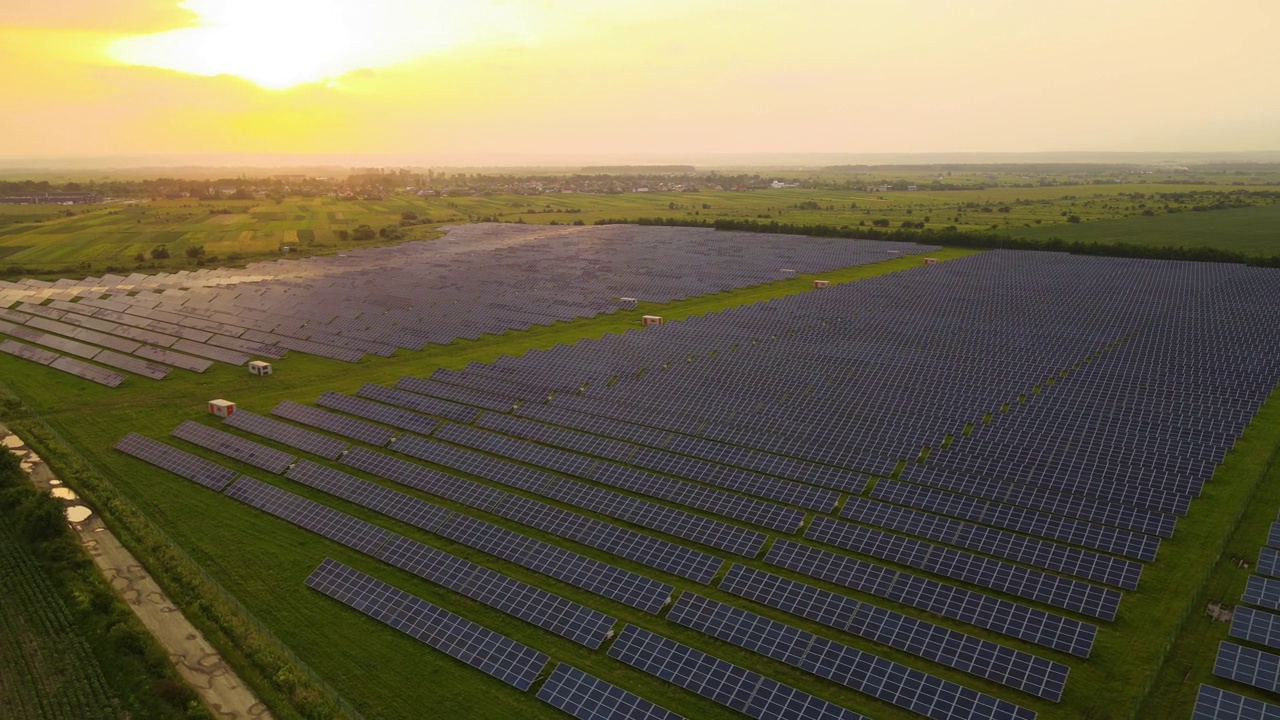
<box><xmin>300</xmin><ymin>387</ymin><xmax>1114</xmax><ymax>661</ymax></box>
<box><xmin>667</xmin><ymin>592</ymin><xmax>1037</xmax><ymax>719</ymax></box>
<box><xmin>114</xmin><ymin>435</ymin><xmax>629</xmax><ymax>651</ymax></box>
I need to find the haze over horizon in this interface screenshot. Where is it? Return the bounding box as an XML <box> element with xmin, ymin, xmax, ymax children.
<box><xmin>2</xmin><ymin>0</ymin><xmax>1278</xmax><ymax>163</ymax></box>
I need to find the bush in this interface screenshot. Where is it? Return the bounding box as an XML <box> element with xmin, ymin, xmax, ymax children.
<box><xmin>17</xmin><ymin>493</ymin><xmax>66</xmax><ymax>543</ymax></box>
<box><xmin>150</xmin><ymin>245</ymin><xmax>170</xmax><ymax>260</ymax></box>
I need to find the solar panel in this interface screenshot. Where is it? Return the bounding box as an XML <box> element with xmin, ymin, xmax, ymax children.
<box><xmin>607</xmin><ymin>625</ymin><xmax>869</xmax><ymax>720</ymax></box>
<box><xmin>132</xmin><ymin>345</ymin><xmax>213</xmax><ymax>373</ymax></box>
<box><xmin>376</xmin><ymin>535</ymin><xmax>616</xmax><ymax>649</ymax></box>
<box><xmin>537</xmin><ymin>664</ymin><xmax>685</xmax><ymax>720</ymax></box>
<box><xmin>389</xmin><ymin>436</ymin><xmax>725</xmax><ymax>584</ymax></box>
<box><xmin>1269</xmin><ymin>523</ymin><xmax>1280</xmax><ymax>550</ymax></box>
<box><xmin>113</xmin><ymin>433</ymin><xmax>239</xmax><ymax>491</ymax></box>
<box><xmin>767</xmin><ymin>539</ymin><xmax>1097</xmax><ymax>657</ymax></box>
<box><xmin>1261</xmin><ymin>548</ymin><xmax>1280</xmax><ymax>579</ymax></box>
<box><xmin>1192</xmin><ymin>684</ymin><xmax>1280</xmax><ymax>720</ymax></box>
<box><xmin>171</xmin><ymin>420</ymin><xmax>297</xmax><ymax>474</ymax></box>
<box><xmin>436</xmin><ymin>422</ymin><xmax>806</xmax><ymax>533</ymax></box>
<box><xmin>718</xmin><ymin>564</ymin><xmax>1068</xmax><ymax>701</ymax></box>
<box><xmin>805</xmin><ymin>515</ymin><xmax>1121</xmax><ymax>621</ymax></box>
<box><xmin>1245</xmin><ymin>576</ymin><xmax>1280</xmax><ymax>612</ymax></box>
<box><xmin>305</xmin><ymin>558</ymin><xmax>549</xmax><ymax>691</ymax></box>
<box><xmin>436</xmin><ymin>514</ymin><xmax>674</xmax><ymax>614</ymax></box>
<box><xmin>224</xmin><ymin>477</ymin><xmax>392</xmax><ymax>554</ymax></box>
<box><xmin>1232</xmin><ymin>606</ymin><xmax>1280</xmax><ymax>651</ymax></box>
<box><xmin>316</xmin><ymin>391</ymin><xmax>441</xmax><ymax>436</ymax></box>
<box><xmin>224</xmin><ymin>409</ymin><xmax>348</xmax><ymax>459</ymax></box>
<box><xmin>840</xmin><ymin>496</ymin><xmax>1142</xmax><ymax>590</ymax></box>
<box><xmin>1214</xmin><ymin>641</ymin><xmax>1280</xmax><ymax>694</ymax></box>
<box><xmin>668</xmin><ymin>593</ymin><xmax>1038</xmax><ymax>720</ymax></box>
<box><xmin>91</xmin><ymin>349</ymin><xmax>171</xmax><ymax>379</ymax></box>
<box><xmin>397</xmin><ymin>376</ymin><xmax>517</xmax><ymax>412</ymax></box>
<box><xmin>247</xmin><ymin>461</ymin><xmax>617</xmax><ymax>647</ymax></box>
<box><xmin>357</xmin><ymin>383</ymin><xmax>482</xmax><ymax>424</ymax></box>
<box><xmin>271</xmin><ymin>400</ymin><xmax>396</xmax><ymax>446</ymax></box>
<box><xmin>49</xmin><ymin>356</ymin><xmax>128</xmax><ymax>387</ymax></box>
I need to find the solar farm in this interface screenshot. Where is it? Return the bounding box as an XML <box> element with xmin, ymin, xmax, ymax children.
<box><xmin>4</xmin><ymin>224</ymin><xmax>1280</xmax><ymax>720</ymax></box>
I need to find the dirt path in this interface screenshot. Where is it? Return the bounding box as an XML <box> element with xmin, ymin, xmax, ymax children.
<box><xmin>2</xmin><ymin>425</ymin><xmax>272</xmax><ymax>720</ymax></box>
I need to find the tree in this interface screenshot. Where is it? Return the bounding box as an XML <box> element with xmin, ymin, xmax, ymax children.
<box><xmin>351</xmin><ymin>225</ymin><xmax>376</xmax><ymax>241</ymax></box>
<box><xmin>401</xmin><ymin>211</ymin><xmax>418</xmax><ymax>222</ymax></box>
<box><xmin>150</xmin><ymin>245</ymin><xmax>170</xmax><ymax>260</ymax></box>
<box><xmin>184</xmin><ymin>245</ymin><xmax>205</xmax><ymax>258</ymax></box>
<box><xmin>134</xmin><ymin>253</ymin><xmax>146</xmax><ymax>263</ymax></box>
<box><xmin>1066</xmin><ymin>215</ymin><xmax>1082</xmax><ymax>223</ymax></box>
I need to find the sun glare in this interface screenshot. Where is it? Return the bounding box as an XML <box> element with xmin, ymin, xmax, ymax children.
<box><xmin>109</xmin><ymin>0</ymin><xmax>500</xmax><ymax>90</ymax></box>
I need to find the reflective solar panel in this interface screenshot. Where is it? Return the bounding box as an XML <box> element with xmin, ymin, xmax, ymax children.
<box><xmin>1245</xmin><ymin>576</ymin><xmax>1280</xmax><ymax>612</ymax></box>
<box><xmin>1192</xmin><ymin>683</ymin><xmax>1280</xmax><ymax>720</ymax></box>
<box><xmin>1232</xmin><ymin>606</ymin><xmax>1280</xmax><ymax>651</ymax></box>
<box><xmin>306</xmin><ymin>558</ymin><xmax>549</xmax><ymax>690</ymax></box>
<box><xmin>48</xmin><ymin>355</ymin><xmax>128</xmax><ymax>387</ymax></box>
<box><xmin>806</xmin><ymin>515</ymin><xmax>1121</xmax><ymax>621</ymax></box>
<box><xmin>392</xmin><ymin>433</ymin><xmax>765</xmax><ymax>558</ymax></box>
<box><xmin>537</xmin><ymin>664</ymin><xmax>686</xmax><ymax>720</ymax></box>
<box><xmin>668</xmin><ymin>593</ymin><xmax>1038</xmax><ymax>720</ymax></box>
<box><xmin>767</xmin><ymin>539</ymin><xmax>1097</xmax><ymax>657</ymax></box>
<box><xmin>357</xmin><ymin>383</ymin><xmax>482</xmax><ymax>424</ymax></box>
<box><xmin>224</xmin><ymin>477</ymin><xmax>392</xmax><ymax>554</ymax></box>
<box><xmin>718</xmin><ymin>564</ymin><xmax>1068</xmax><ymax>701</ymax></box>
<box><xmin>114</xmin><ymin>432</ymin><xmax>239</xmax><ymax>491</ymax></box>
<box><xmin>1215</xmin><ymin>641</ymin><xmax>1280</xmax><ymax>694</ymax></box>
<box><xmin>608</xmin><ymin>625</ymin><xmax>869</xmax><ymax>720</ymax></box>
<box><xmin>317</xmin><ymin>391</ymin><xmax>441</xmax><ymax>436</ymax></box>
<box><xmin>389</xmin><ymin>436</ymin><xmax>725</xmax><ymax>583</ymax></box>
<box><xmin>224</xmin><ymin>409</ymin><xmax>348</xmax><ymax>459</ymax></box>
<box><xmin>1262</xmin><ymin>548</ymin><xmax>1280</xmax><ymax>580</ymax></box>
<box><xmin>272</xmin><ymin>400</ymin><xmax>396</xmax><ymax>446</ymax></box>
<box><xmin>171</xmin><ymin>420</ymin><xmax>297</xmax><ymax>474</ymax></box>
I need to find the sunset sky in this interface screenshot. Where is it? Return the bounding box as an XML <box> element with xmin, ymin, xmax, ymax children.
<box><xmin>2</xmin><ymin>0</ymin><xmax>1277</xmax><ymax>163</ymax></box>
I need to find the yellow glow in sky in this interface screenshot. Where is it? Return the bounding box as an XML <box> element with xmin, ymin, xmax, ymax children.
<box><xmin>108</xmin><ymin>0</ymin><xmax>515</xmax><ymax>90</ymax></box>
<box><xmin>2</xmin><ymin>0</ymin><xmax>1278</xmax><ymax>160</ymax></box>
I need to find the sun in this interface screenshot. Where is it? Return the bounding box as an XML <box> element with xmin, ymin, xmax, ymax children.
<box><xmin>109</xmin><ymin>0</ymin><xmax>479</xmax><ymax>90</ymax></box>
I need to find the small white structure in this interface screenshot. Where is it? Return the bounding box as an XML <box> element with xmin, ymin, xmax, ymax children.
<box><xmin>923</xmin><ymin>258</ymin><xmax>940</xmax><ymax>265</ymax></box>
<box><xmin>642</xmin><ymin>315</ymin><xmax>664</xmax><ymax>327</ymax></box>
<box><xmin>619</xmin><ymin>297</ymin><xmax>638</xmax><ymax>309</ymax></box>
<box><xmin>248</xmin><ymin>360</ymin><xmax>273</xmax><ymax>376</ymax></box>
<box><xmin>813</xmin><ymin>280</ymin><xmax>831</xmax><ymax>288</ymax></box>
<box><xmin>780</xmin><ymin>268</ymin><xmax>796</xmax><ymax>274</ymax></box>
<box><xmin>209</xmin><ymin>399</ymin><xmax>236</xmax><ymax>418</ymax></box>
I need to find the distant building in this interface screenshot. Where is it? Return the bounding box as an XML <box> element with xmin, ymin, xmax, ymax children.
<box><xmin>0</xmin><ymin>191</ymin><xmax>99</xmax><ymax>205</ymax></box>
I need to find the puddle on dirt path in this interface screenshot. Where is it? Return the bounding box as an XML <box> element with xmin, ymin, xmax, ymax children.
<box><xmin>2</xmin><ymin>434</ymin><xmax>25</xmax><ymax>449</ymax></box>
<box><xmin>51</xmin><ymin>487</ymin><xmax>78</xmax><ymax>500</ymax></box>
<box><xmin>65</xmin><ymin>505</ymin><xmax>93</xmax><ymax>523</ymax></box>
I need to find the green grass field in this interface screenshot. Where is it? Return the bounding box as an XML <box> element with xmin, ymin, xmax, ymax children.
<box><xmin>1009</xmin><ymin>203</ymin><xmax>1280</xmax><ymax>253</ymax></box>
<box><xmin>1</xmin><ymin>182</ymin><xmax>1277</xmax><ymax>279</ymax></box>
<box><xmin>1</xmin><ymin>241</ymin><xmax>1279</xmax><ymax>720</ymax></box>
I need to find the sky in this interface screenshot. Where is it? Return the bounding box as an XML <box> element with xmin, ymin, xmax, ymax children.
<box><xmin>1</xmin><ymin>0</ymin><xmax>1277</xmax><ymax>164</ymax></box>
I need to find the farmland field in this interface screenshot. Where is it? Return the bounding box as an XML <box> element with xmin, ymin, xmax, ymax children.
<box><xmin>1</xmin><ymin>181</ymin><xmax>1277</xmax><ymax>279</ymax></box>
<box><xmin>0</xmin><ymin>524</ymin><xmax>122</xmax><ymax>720</ymax></box>
<box><xmin>3</xmin><ymin>222</ymin><xmax>1280</xmax><ymax>720</ymax></box>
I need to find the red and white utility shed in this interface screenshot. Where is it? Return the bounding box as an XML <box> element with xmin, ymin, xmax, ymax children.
<box><xmin>209</xmin><ymin>399</ymin><xmax>236</xmax><ymax>418</ymax></box>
